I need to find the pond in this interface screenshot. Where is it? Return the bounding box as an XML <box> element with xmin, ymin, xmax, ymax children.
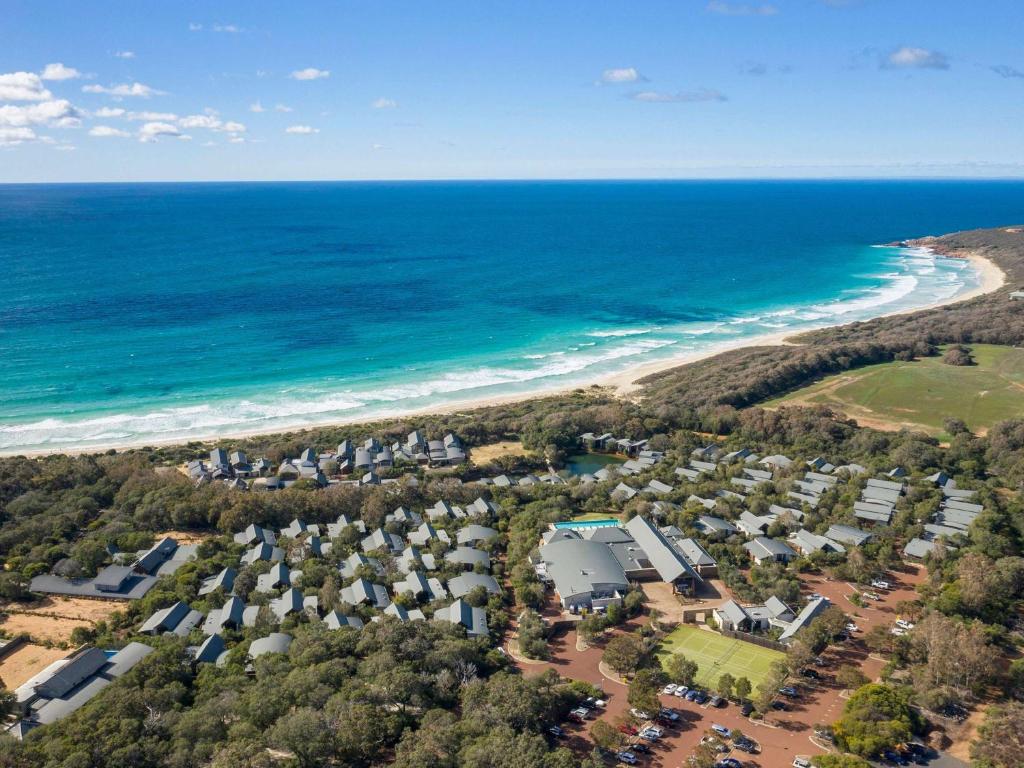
<box><xmin>564</xmin><ymin>452</ymin><xmax>625</xmax><ymax>477</ymax></box>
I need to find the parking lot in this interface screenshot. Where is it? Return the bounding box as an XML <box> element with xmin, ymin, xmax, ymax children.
<box><xmin>511</xmin><ymin>565</ymin><xmax>929</xmax><ymax>766</ymax></box>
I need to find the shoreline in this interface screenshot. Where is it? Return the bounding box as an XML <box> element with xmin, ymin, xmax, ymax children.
<box><xmin>5</xmin><ymin>248</ymin><xmax>1007</xmax><ymax>458</ymax></box>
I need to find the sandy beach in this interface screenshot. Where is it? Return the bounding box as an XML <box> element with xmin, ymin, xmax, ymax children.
<box><xmin>6</xmin><ymin>249</ymin><xmax>1007</xmax><ymax>458</ymax></box>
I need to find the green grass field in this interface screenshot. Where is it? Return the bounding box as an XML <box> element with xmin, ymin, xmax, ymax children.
<box><xmin>764</xmin><ymin>344</ymin><xmax>1024</xmax><ymax>437</ymax></box>
<box><xmin>656</xmin><ymin>625</ymin><xmax>784</xmax><ymax>689</ymax></box>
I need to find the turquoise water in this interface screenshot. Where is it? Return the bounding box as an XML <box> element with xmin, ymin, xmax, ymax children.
<box><xmin>552</xmin><ymin>520</ymin><xmax>621</xmax><ymax>530</ymax></box>
<box><xmin>1</xmin><ymin>180</ymin><xmax>1021</xmax><ymax>453</ymax></box>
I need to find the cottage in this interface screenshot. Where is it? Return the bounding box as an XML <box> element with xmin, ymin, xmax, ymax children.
<box><xmin>743</xmin><ymin>536</ymin><xmax>797</xmax><ymax>565</ymax></box>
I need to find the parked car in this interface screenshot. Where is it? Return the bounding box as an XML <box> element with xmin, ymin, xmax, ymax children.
<box><xmin>711</xmin><ymin>724</ymin><xmax>731</xmax><ymax>738</ymax></box>
<box><xmin>715</xmin><ymin>759</ymin><xmax>742</xmax><ymax>768</ymax></box>
<box><xmin>674</xmin><ymin>685</ymin><xmax>689</xmax><ymax>697</ymax></box>
<box><xmin>771</xmin><ymin>700</ymin><xmax>789</xmax><ymax>711</ymax></box>
<box><xmin>547</xmin><ymin>725</ymin><xmax>564</xmax><ymax>738</ymax></box>
<box><xmin>568</xmin><ymin>708</ymin><xmax>588</xmax><ymax>722</ymax></box>
<box><xmin>779</xmin><ymin>686</ymin><xmax>799</xmax><ymax>698</ymax></box>
<box><xmin>709</xmin><ymin>695</ymin><xmax>725</xmax><ymax>707</ymax></box>
<box><xmin>629</xmin><ymin>708</ymin><xmax>651</xmax><ymax>720</ymax></box>
<box><xmin>685</xmin><ymin>689</ymin><xmax>699</xmax><ymax>701</ymax></box>
<box><xmin>800</xmin><ymin>668</ymin><xmax>820</xmax><ymax>679</ymax></box>
<box><xmin>871</xmin><ymin>579</ymin><xmax>891</xmax><ymax>590</ymax></box>
<box><xmin>863</xmin><ymin>591</ymin><xmax>881</xmax><ymax>601</ymax></box>
<box><xmin>882</xmin><ymin>750</ymin><xmax>909</xmax><ymax>765</ymax></box>
<box><xmin>693</xmin><ymin>690</ymin><xmax>709</xmax><ymax>704</ymax></box>
<box><xmin>616</xmin><ymin>751</ymin><xmax>637</xmax><ymax>765</ymax></box>
<box><xmin>662</xmin><ymin>683</ymin><xmax>678</xmax><ymax>695</ymax></box>
<box><xmin>733</xmin><ymin>736</ymin><xmax>758</xmax><ymax>753</ymax></box>
<box><xmin>845</xmin><ymin>622</ymin><xmax>860</xmax><ymax>633</ymax></box>
<box><xmin>631</xmin><ymin>743</ymin><xmax>650</xmax><ymax>754</ymax></box>
<box><xmin>618</xmin><ymin>724</ymin><xmax>638</xmax><ymax>735</ymax></box>
<box><xmin>639</xmin><ymin>727</ymin><xmax>662</xmax><ymax>742</ymax></box>
<box><xmin>793</xmin><ymin>758</ymin><xmax>812</xmax><ymax>768</ymax></box>
<box><xmin>895</xmin><ymin>619</ymin><xmax>915</xmax><ymax>630</ymax></box>
<box><xmin>740</xmin><ymin>701</ymin><xmax>754</xmax><ymax>716</ymax></box>
<box><xmin>658</xmin><ymin>707</ymin><xmax>680</xmax><ymax>721</ymax></box>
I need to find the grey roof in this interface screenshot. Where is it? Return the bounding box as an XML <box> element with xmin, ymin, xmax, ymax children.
<box><xmin>904</xmin><ymin>537</ymin><xmax>948</xmax><ymax>559</ymax></box>
<box><xmin>456</xmin><ymin>524</ymin><xmax>498</xmax><ymax>546</ymax></box>
<box><xmin>744</xmin><ymin>536</ymin><xmax>797</xmax><ymax>561</ymax></box>
<box><xmin>323</xmin><ymin>611</ymin><xmax>364</xmax><ymax>630</ymax></box>
<box><xmin>433</xmin><ymin>599</ymin><xmax>488</xmax><ymax>637</ymax></box>
<box><xmin>779</xmin><ymin>597</ymin><xmax>831</xmax><ymax>643</ymax></box>
<box><xmin>30</xmin><ymin>567</ymin><xmax>158</xmax><ymax>601</ymax></box>
<box><xmin>248</xmin><ymin>632</ymin><xmax>292</xmax><ymax>660</ymax></box>
<box><xmin>256</xmin><ymin>562</ymin><xmax>291</xmax><ymax>593</ymax></box>
<box><xmin>853</xmin><ymin>501</ymin><xmax>894</xmax><ymax>524</ymax></box>
<box><xmin>139</xmin><ymin>601</ymin><xmax>203</xmax><ymax>637</ymax></box>
<box><xmin>538</xmin><ymin>539</ymin><xmax>629</xmax><ymax>601</ymax></box>
<box><xmin>825</xmin><ymin>524</ymin><xmax>873</xmax><ymax>546</ymax></box>
<box><xmin>447</xmin><ymin>572</ymin><xmax>500</xmax><ymax>599</ymax></box>
<box><xmin>192</xmin><ymin>634</ymin><xmax>226</xmax><ymax>664</ymax></box>
<box><xmin>862</xmin><ymin>485</ymin><xmax>902</xmax><ymax>505</ymax></box>
<box><xmin>384</xmin><ymin>603</ymin><xmax>426</xmax><ymax>622</ymax></box>
<box><xmin>624</xmin><ymin>516</ymin><xmax>700</xmax><ymax>583</ymax></box>
<box><xmin>672</xmin><ymin>537</ymin><xmax>716</xmax><ymax>568</ymax></box>
<box><xmin>790</xmin><ymin>528</ymin><xmax>845</xmax><ymax>555</ymax></box>
<box><xmin>361</xmin><ymin>528</ymin><xmax>404</xmax><ymax>553</ymax></box>
<box><xmin>198</xmin><ymin>567</ymin><xmax>237</xmax><ymax>596</ymax></box>
<box><xmin>696</xmin><ymin>515</ymin><xmax>737</xmax><ymax>534</ymax></box>
<box><xmin>241</xmin><ymin>542</ymin><xmax>284</xmax><ymax>565</ymax></box>
<box><xmin>339</xmin><ymin>552</ymin><xmax>383</xmax><ymax>580</ymax></box>
<box><xmin>33</xmin><ymin>648</ymin><xmax>108</xmax><ymax>699</ymax></box>
<box><xmin>340</xmin><ymin>578</ymin><xmax>390</xmax><ymax>608</ymax></box>
<box><xmin>717</xmin><ymin>599</ymin><xmax>749</xmax><ymax>627</ymax></box>
<box><xmin>444</xmin><ymin>547</ymin><xmax>491</xmax><ymax>570</ymax></box>
<box><xmin>203</xmin><ymin>595</ymin><xmax>246</xmax><ymax>634</ymax></box>
<box><xmin>234</xmin><ymin>524</ymin><xmax>277</xmax><ymax>547</ymax></box>
<box><xmin>765</xmin><ymin>595</ymin><xmax>792</xmax><ymax>619</ymax></box>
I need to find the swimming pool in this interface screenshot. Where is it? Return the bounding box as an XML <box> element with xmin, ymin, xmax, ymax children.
<box><xmin>552</xmin><ymin>519</ymin><xmax>620</xmax><ymax>530</ymax></box>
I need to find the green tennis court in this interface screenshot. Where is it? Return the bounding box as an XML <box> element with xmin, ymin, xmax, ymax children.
<box><xmin>656</xmin><ymin>625</ymin><xmax>784</xmax><ymax>689</ymax></box>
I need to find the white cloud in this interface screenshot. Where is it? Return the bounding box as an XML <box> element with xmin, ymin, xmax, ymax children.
<box><xmin>114</xmin><ymin>51</ymin><xmax>135</xmax><ymax>59</ymax></box>
<box><xmin>126</xmin><ymin>110</ymin><xmax>177</xmax><ymax>121</ymax></box>
<box><xmin>89</xmin><ymin>125</ymin><xmax>130</xmax><ymax>138</ymax></box>
<box><xmin>883</xmin><ymin>46</ymin><xmax>949</xmax><ymax>70</ymax></box>
<box><xmin>274</xmin><ymin>103</ymin><xmax>293</xmax><ymax>112</ymax></box>
<box><xmin>138</xmin><ymin>121</ymin><xmax>189</xmax><ymax>142</ymax></box>
<box><xmin>372</xmin><ymin>143</ymin><xmax>385</xmax><ymax>150</ymax></box>
<box><xmin>228</xmin><ymin>136</ymin><xmax>245</xmax><ymax>143</ymax></box>
<box><xmin>372</xmin><ymin>97</ymin><xmax>397</xmax><ymax>109</ymax></box>
<box><xmin>249</xmin><ymin>101</ymin><xmax>265</xmax><ymax>112</ymax></box>
<box><xmin>289</xmin><ymin>67</ymin><xmax>329</xmax><ymax>80</ymax></box>
<box><xmin>0</xmin><ymin>100</ymin><xmax>79</xmax><ymax>128</ymax></box>
<box><xmin>189</xmin><ymin>22</ymin><xmax>203</xmax><ymax>31</ymax></box>
<box><xmin>83</xmin><ymin>82</ymin><xmax>163</xmax><ymax>98</ymax></box>
<box><xmin>41</xmin><ymin>63</ymin><xmax>82</xmax><ymax>81</ymax></box>
<box><xmin>212</xmin><ymin>23</ymin><xmax>239</xmax><ymax>33</ymax></box>
<box><xmin>285</xmin><ymin>124</ymin><xmax>318</xmax><ymax>134</ymax></box>
<box><xmin>0</xmin><ymin>71</ymin><xmax>53</xmax><ymax>101</ymax></box>
<box><xmin>706</xmin><ymin>0</ymin><xmax>779</xmax><ymax>15</ymax></box>
<box><xmin>630</xmin><ymin>88</ymin><xmax>727</xmax><ymax>103</ymax></box>
<box><xmin>600</xmin><ymin>67</ymin><xmax>644</xmax><ymax>84</ymax></box>
<box><xmin>0</xmin><ymin>127</ymin><xmax>37</xmax><ymax>146</ymax></box>
<box><xmin>54</xmin><ymin>143</ymin><xmax>75</xmax><ymax>151</ymax></box>
<box><xmin>179</xmin><ymin>114</ymin><xmax>246</xmax><ymax>134</ymax></box>
<box><xmin>94</xmin><ymin>106</ymin><xmax>126</xmax><ymax>118</ymax></box>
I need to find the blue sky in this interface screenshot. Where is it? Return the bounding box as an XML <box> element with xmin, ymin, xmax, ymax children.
<box><xmin>2</xmin><ymin>0</ymin><xmax>1023</xmax><ymax>181</ymax></box>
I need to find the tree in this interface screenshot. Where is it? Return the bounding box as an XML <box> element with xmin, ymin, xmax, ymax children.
<box><xmin>590</xmin><ymin>720</ymin><xmax>623</xmax><ymax>752</ymax></box>
<box><xmin>517</xmin><ymin>608</ymin><xmax>548</xmax><ymax>660</ymax></box>
<box><xmin>812</xmin><ymin>756</ymin><xmax>873</xmax><ymax>768</ymax></box>
<box><xmin>836</xmin><ymin>665</ymin><xmax>870</xmax><ymax>690</ymax></box>
<box><xmin>716</xmin><ymin>672</ymin><xmax>735</xmax><ymax>699</ymax></box>
<box><xmin>943</xmin><ymin>345</ymin><xmax>974</xmax><ymax>366</ymax></box>
<box><xmin>733</xmin><ymin>676</ymin><xmax>752</xmax><ymax>702</ymax></box>
<box><xmin>267</xmin><ymin>708</ymin><xmax>336</xmax><ymax>768</ymax></box>
<box><xmin>318</xmin><ymin>574</ymin><xmax>340</xmax><ymax>613</ymax></box>
<box><xmin>664</xmin><ymin>652</ymin><xmax>698</xmax><ymax>686</ymax></box>
<box><xmin>833</xmin><ymin>683</ymin><xmax>923</xmax><ymax>757</ymax></box>
<box><xmin>628</xmin><ymin>668</ymin><xmax>665</xmax><ymax>714</ymax></box>
<box><xmin>971</xmin><ymin>701</ymin><xmax>1024</xmax><ymax>768</ymax></box>
<box><xmin>602</xmin><ymin>634</ymin><xmax>645</xmax><ymax>676</ymax></box>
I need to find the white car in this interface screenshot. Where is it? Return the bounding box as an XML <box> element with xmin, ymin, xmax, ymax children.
<box><xmin>845</xmin><ymin>623</ymin><xmax>860</xmax><ymax>633</ymax></box>
<box><xmin>793</xmin><ymin>758</ymin><xmax>812</xmax><ymax>768</ymax></box>
<box><xmin>871</xmin><ymin>580</ymin><xmax>890</xmax><ymax>590</ymax></box>
<box><xmin>662</xmin><ymin>683</ymin><xmax>678</xmax><ymax>695</ymax></box>
<box><xmin>895</xmin><ymin>619</ymin><xmax>915</xmax><ymax>630</ymax></box>
<box><xmin>862</xmin><ymin>592</ymin><xmax>881</xmax><ymax>601</ymax></box>
<box><xmin>617</xmin><ymin>752</ymin><xmax>637</xmax><ymax>765</ymax></box>
<box><xmin>674</xmin><ymin>685</ymin><xmax>689</xmax><ymax>697</ymax></box>
<box><xmin>630</xmin><ymin>708</ymin><xmax>651</xmax><ymax>720</ymax></box>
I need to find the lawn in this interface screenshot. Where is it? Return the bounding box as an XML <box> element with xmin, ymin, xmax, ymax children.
<box><xmin>656</xmin><ymin>625</ymin><xmax>784</xmax><ymax>689</ymax></box>
<box><xmin>764</xmin><ymin>344</ymin><xmax>1024</xmax><ymax>437</ymax></box>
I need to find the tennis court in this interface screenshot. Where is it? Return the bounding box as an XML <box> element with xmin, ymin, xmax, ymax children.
<box><xmin>656</xmin><ymin>625</ymin><xmax>784</xmax><ymax>688</ymax></box>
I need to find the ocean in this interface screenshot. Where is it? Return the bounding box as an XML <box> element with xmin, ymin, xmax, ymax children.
<box><xmin>1</xmin><ymin>180</ymin><xmax>1022</xmax><ymax>454</ymax></box>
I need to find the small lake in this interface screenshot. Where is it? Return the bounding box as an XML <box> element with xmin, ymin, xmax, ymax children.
<box><xmin>565</xmin><ymin>452</ymin><xmax>625</xmax><ymax>476</ymax></box>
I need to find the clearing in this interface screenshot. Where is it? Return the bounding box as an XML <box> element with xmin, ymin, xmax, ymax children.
<box><xmin>656</xmin><ymin>624</ymin><xmax>785</xmax><ymax>689</ymax></box>
<box><xmin>764</xmin><ymin>344</ymin><xmax>1024</xmax><ymax>437</ymax></box>
<box><xmin>470</xmin><ymin>440</ymin><xmax>528</xmax><ymax>466</ymax></box>
<box><xmin>0</xmin><ymin>643</ymin><xmax>68</xmax><ymax>689</ymax></box>
<box><xmin>0</xmin><ymin>596</ymin><xmax>125</xmax><ymax>645</ymax></box>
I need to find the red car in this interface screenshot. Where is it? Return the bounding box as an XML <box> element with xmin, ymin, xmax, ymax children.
<box><xmin>618</xmin><ymin>724</ymin><xmax>638</xmax><ymax>735</ymax></box>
